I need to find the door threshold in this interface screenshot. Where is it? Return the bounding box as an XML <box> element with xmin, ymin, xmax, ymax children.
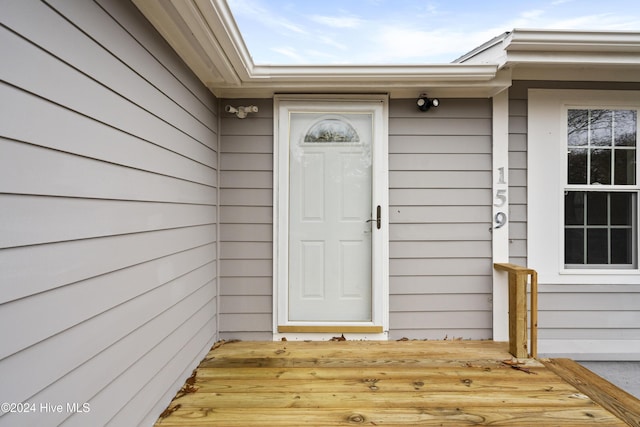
<box><xmin>274</xmin><ymin>326</ymin><xmax>388</xmax><ymax>341</ymax></box>
<box><xmin>278</xmin><ymin>325</ymin><xmax>383</xmax><ymax>334</ymax></box>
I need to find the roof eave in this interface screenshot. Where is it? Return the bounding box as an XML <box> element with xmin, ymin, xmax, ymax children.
<box><xmin>506</xmin><ymin>28</ymin><xmax>640</xmax><ymax>53</ymax></box>
<box><xmin>458</xmin><ymin>28</ymin><xmax>640</xmax><ymax>70</ymax></box>
<box><xmin>213</xmin><ymin>74</ymin><xmax>510</xmax><ymax>98</ymax></box>
<box><xmin>133</xmin><ymin>0</ymin><xmax>505</xmax><ymax>98</ymax></box>
<box><xmin>134</xmin><ymin>2</ymin><xmax>640</xmax><ymax>98</ymax></box>
<box><xmin>502</xmin><ymin>30</ymin><xmax>640</xmax><ymax>82</ymax></box>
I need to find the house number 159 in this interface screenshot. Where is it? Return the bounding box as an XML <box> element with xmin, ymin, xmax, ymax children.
<box><xmin>494</xmin><ymin>167</ymin><xmax>507</xmax><ymax>229</ymax></box>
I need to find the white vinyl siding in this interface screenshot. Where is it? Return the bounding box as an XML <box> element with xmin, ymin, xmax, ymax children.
<box><xmin>388</xmin><ymin>98</ymin><xmax>493</xmax><ymax>340</ymax></box>
<box><xmin>219</xmin><ymin>99</ymin><xmax>274</xmax><ymax>341</ymax></box>
<box><xmin>0</xmin><ymin>1</ymin><xmax>217</xmax><ymax>425</ymax></box>
<box><xmin>508</xmin><ymin>92</ymin><xmax>528</xmax><ymax>266</ymax></box>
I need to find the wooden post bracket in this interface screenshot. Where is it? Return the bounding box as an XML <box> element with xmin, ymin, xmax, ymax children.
<box><xmin>494</xmin><ymin>263</ymin><xmax>538</xmax><ymax>359</ymax></box>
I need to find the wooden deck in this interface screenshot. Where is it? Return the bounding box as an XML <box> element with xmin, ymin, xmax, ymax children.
<box><xmin>155</xmin><ymin>340</ymin><xmax>640</xmax><ymax>426</ymax></box>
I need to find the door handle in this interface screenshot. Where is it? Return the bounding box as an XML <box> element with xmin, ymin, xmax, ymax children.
<box><xmin>366</xmin><ymin>206</ymin><xmax>381</xmax><ymax>229</ymax></box>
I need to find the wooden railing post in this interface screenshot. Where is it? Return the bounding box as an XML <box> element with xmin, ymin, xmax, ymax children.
<box><xmin>509</xmin><ymin>270</ymin><xmax>528</xmax><ymax>358</ymax></box>
<box><xmin>494</xmin><ymin>263</ymin><xmax>538</xmax><ymax>359</ymax></box>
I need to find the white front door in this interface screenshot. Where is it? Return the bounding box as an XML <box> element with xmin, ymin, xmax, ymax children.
<box><xmin>274</xmin><ymin>96</ymin><xmax>388</xmax><ymax>336</ymax></box>
<box><xmin>289</xmin><ymin>112</ymin><xmax>372</xmax><ymax>321</ymax></box>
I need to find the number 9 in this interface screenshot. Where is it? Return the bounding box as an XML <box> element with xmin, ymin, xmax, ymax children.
<box><xmin>495</xmin><ymin>212</ymin><xmax>507</xmax><ymax>229</ymax></box>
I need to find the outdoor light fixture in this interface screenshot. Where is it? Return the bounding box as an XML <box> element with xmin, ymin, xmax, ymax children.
<box><xmin>225</xmin><ymin>104</ymin><xmax>259</xmax><ymax>118</ymax></box>
<box><xmin>416</xmin><ymin>94</ymin><xmax>439</xmax><ymax>111</ymax></box>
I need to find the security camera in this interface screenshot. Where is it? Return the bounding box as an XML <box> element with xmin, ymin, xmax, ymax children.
<box><xmin>225</xmin><ymin>105</ymin><xmax>238</xmax><ymax>114</ymax></box>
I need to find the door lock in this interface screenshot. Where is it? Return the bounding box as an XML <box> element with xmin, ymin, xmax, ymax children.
<box><xmin>366</xmin><ymin>205</ymin><xmax>381</xmax><ymax>229</ymax></box>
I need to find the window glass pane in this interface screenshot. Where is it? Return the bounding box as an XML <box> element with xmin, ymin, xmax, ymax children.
<box><xmin>587</xmin><ymin>229</ymin><xmax>608</xmax><ymax>264</ymax></box>
<box><xmin>590</xmin><ymin>149</ymin><xmax>611</xmax><ymax>184</ymax></box>
<box><xmin>614</xmin><ymin>149</ymin><xmax>636</xmax><ymax>185</ymax></box>
<box><xmin>611</xmin><ymin>229</ymin><xmax>633</xmax><ymax>264</ymax></box>
<box><xmin>568</xmin><ymin>148</ymin><xmax>587</xmax><ymax>184</ymax></box>
<box><xmin>564</xmin><ymin>107</ymin><xmax>638</xmax><ymax>269</ymax></box>
<box><xmin>565</xmin><ymin>192</ymin><xmax>636</xmax><ymax>267</ymax></box>
<box><xmin>568</xmin><ymin>109</ymin><xmax>589</xmax><ymax>146</ymax></box>
<box><xmin>586</xmin><ymin>192</ymin><xmax>607</xmax><ymax>225</ymax></box>
<box><xmin>565</xmin><ymin>229</ymin><xmax>584</xmax><ymax>264</ymax></box>
<box><xmin>304</xmin><ymin>119</ymin><xmax>359</xmax><ymax>143</ymax></box>
<box><xmin>591</xmin><ymin>110</ymin><xmax>613</xmax><ymax>146</ymax></box>
<box><xmin>611</xmin><ymin>192</ymin><xmax>633</xmax><ymax>225</ymax></box>
<box><xmin>614</xmin><ymin>110</ymin><xmax>637</xmax><ymax>147</ymax></box>
<box><xmin>565</xmin><ymin>191</ymin><xmax>584</xmax><ymax>225</ymax></box>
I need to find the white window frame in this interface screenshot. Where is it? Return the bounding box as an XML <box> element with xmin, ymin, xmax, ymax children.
<box><xmin>528</xmin><ymin>89</ymin><xmax>640</xmax><ymax>284</ymax></box>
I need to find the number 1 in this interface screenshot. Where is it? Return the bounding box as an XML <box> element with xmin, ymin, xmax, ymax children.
<box><xmin>497</xmin><ymin>167</ymin><xmax>506</xmax><ymax>184</ymax></box>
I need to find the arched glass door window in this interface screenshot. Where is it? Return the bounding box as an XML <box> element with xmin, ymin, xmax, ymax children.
<box><xmin>304</xmin><ymin>118</ymin><xmax>359</xmax><ymax>143</ymax></box>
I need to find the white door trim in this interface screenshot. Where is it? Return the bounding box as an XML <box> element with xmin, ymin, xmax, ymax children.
<box><xmin>273</xmin><ymin>94</ymin><xmax>389</xmax><ymax>340</ymax></box>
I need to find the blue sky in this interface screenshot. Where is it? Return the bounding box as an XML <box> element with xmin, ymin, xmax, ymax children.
<box><xmin>227</xmin><ymin>0</ymin><xmax>640</xmax><ymax>64</ymax></box>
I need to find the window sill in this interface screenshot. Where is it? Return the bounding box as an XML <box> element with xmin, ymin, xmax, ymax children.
<box><xmin>537</xmin><ymin>268</ymin><xmax>640</xmax><ymax>285</ymax></box>
<box><xmin>560</xmin><ymin>268</ymin><xmax>639</xmax><ymax>275</ymax></box>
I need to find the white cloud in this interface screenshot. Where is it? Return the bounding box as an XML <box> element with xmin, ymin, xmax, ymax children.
<box><xmin>303</xmin><ymin>48</ymin><xmax>344</xmax><ymax>62</ymax></box>
<box><xmin>521</xmin><ymin>9</ymin><xmax>545</xmax><ymax>19</ymax></box>
<box><xmin>488</xmin><ymin>3</ymin><xmax>640</xmax><ymax>32</ymax></box>
<box><xmin>317</xmin><ymin>35</ymin><xmax>348</xmax><ymax>51</ymax></box>
<box><xmin>338</xmin><ymin>25</ymin><xmax>471</xmax><ymax>63</ymax></box>
<box><xmin>545</xmin><ymin>13</ymin><xmax>640</xmax><ymax>30</ymax></box>
<box><xmin>310</xmin><ymin>15</ymin><xmax>364</xmax><ymax>28</ymax></box>
<box><xmin>227</xmin><ymin>0</ymin><xmax>306</xmax><ymax>34</ymax></box>
<box><xmin>270</xmin><ymin>47</ymin><xmax>307</xmax><ymax>63</ymax></box>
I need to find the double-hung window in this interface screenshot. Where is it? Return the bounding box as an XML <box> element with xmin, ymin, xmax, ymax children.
<box><xmin>564</xmin><ymin>109</ymin><xmax>638</xmax><ymax>268</ymax></box>
<box><xmin>528</xmin><ymin>90</ymin><xmax>640</xmax><ymax>283</ymax></box>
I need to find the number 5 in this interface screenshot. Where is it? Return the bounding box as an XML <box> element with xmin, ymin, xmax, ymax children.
<box><xmin>494</xmin><ymin>189</ymin><xmax>506</xmax><ymax>207</ymax></box>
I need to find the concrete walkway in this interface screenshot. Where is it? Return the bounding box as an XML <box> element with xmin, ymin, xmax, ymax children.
<box><xmin>579</xmin><ymin>361</ymin><xmax>640</xmax><ymax>399</ymax></box>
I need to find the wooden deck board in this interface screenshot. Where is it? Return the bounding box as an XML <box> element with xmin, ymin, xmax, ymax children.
<box><xmin>543</xmin><ymin>358</ymin><xmax>640</xmax><ymax>427</ymax></box>
<box><xmin>156</xmin><ymin>340</ymin><xmax>636</xmax><ymax>426</ymax></box>
<box><xmin>156</xmin><ymin>407</ymin><xmax>624</xmax><ymax>426</ymax></box>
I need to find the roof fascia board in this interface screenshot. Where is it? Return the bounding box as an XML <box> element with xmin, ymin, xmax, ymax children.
<box><xmin>250</xmin><ymin>64</ymin><xmax>498</xmax><ymax>81</ymax></box>
<box><xmin>212</xmin><ymin>86</ymin><xmax>508</xmax><ymax>99</ymax></box>
<box><xmin>211</xmin><ymin>68</ymin><xmax>512</xmax><ymax>99</ymax></box>
<box><xmin>132</xmin><ymin>0</ymin><xmax>233</xmax><ymax>86</ymax></box>
<box><xmin>135</xmin><ymin>0</ymin><xmax>261</xmax><ymax>86</ymax></box>
<box><xmin>506</xmin><ymin>51</ymin><xmax>640</xmax><ymax>66</ymax></box>
<box><xmin>506</xmin><ymin>29</ymin><xmax>640</xmax><ymax>53</ymax></box>
<box><xmin>166</xmin><ymin>0</ymin><xmax>243</xmax><ymax>84</ymax></box>
<box><xmin>512</xmin><ymin>65</ymin><xmax>640</xmax><ymax>82</ymax></box>
<box><xmin>459</xmin><ymin>29</ymin><xmax>640</xmax><ymax>69</ymax></box>
<box><xmin>501</xmin><ymin>29</ymin><xmax>640</xmax><ymax>69</ymax></box>
<box><xmin>194</xmin><ymin>0</ymin><xmax>255</xmax><ymax>80</ymax></box>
